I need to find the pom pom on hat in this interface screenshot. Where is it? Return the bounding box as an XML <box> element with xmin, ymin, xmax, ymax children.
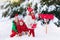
<box><xmin>27</xmin><ymin>7</ymin><xmax>33</xmax><ymax>13</ymax></box>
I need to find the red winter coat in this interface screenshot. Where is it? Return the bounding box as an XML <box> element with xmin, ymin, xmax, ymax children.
<box><xmin>15</xmin><ymin>20</ymin><xmax>28</xmax><ymax>33</ymax></box>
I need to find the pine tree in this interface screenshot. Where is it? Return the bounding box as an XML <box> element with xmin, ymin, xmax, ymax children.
<box><xmin>2</xmin><ymin>0</ymin><xmax>25</xmax><ymax>18</ymax></box>
<box><xmin>41</xmin><ymin>0</ymin><xmax>60</xmax><ymax>20</ymax></box>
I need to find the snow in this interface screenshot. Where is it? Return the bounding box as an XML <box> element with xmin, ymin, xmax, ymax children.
<box><xmin>37</xmin><ymin>3</ymin><xmax>42</xmax><ymax>13</ymax></box>
<box><xmin>0</xmin><ymin>9</ymin><xmax>8</xmax><ymax>19</ymax></box>
<box><xmin>0</xmin><ymin>2</ymin><xmax>10</xmax><ymax>19</ymax></box>
<box><xmin>3</xmin><ymin>2</ymin><xmax>10</xmax><ymax>8</ymax></box>
<box><xmin>48</xmin><ymin>5</ymin><xmax>56</xmax><ymax>12</ymax></box>
<box><xmin>41</xmin><ymin>5</ymin><xmax>48</xmax><ymax>11</ymax></box>
<box><xmin>52</xmin><ymin>16</ymin><xmax>58</xmax><ymax>23</ymax></box>
<box><xmin>0</xmin><ymin>17</ymin><xmax>60</xmax><ymax>40</ymax></box>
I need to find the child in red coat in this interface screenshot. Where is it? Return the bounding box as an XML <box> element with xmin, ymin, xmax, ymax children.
<box><xmin>10</xmin><ymin>14</ymin><xmax>29</xmax><ymax>37</ymax></box>
<box><xmin>17</xmin><ymin>19</ymin><xmax>28</xmax><ymax>36</ymax></box>
<box><xmin>25</xmin><ymin>11</ymin><xmax>37</xmax><ymax>37</ymax></box>
<box><xmin>29</xmin><ymin>12</ymin><xmax>36</xmax><ymax>37</ymax></box>
<box><xmin>10</xmin><ymin>14</ymin><xmax>19</xmax><ymax>37</ymax></box>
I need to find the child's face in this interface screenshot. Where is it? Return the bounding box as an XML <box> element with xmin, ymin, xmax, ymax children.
<box><xmin>15</xmin><ymin>16</ymin><xmax>19</xmax><ymax>22</ymax></box>
<box><xmin>19</xmin><ymin>22</ymin><xmax>23</xmax><ymax>26</ymax></box>
<box><xmin>31</xmin><ymin>12</ymin><xmax>34</xmax><ymax>15</ymax></box>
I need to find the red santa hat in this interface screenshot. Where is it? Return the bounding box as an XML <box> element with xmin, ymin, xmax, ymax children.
<box><xmin>27</xmin><ymin>7</ymin><xmax>33</xmax><ymax>13</ymax></box>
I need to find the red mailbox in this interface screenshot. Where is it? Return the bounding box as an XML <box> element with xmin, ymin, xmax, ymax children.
<box><xmin>38</xmin><ymin>14</ymin><xmax>54</xmax><ymax>20</ymax></box>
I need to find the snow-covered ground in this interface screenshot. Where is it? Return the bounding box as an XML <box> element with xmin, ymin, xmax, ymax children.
<box><xmin>0</xmin><ymin>18</ymin><xmax>60</xmax><ymax>40</ymax></box>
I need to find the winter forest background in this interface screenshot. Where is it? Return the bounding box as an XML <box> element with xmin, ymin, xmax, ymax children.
<box><xmin>0</xmin><ymin>0</ymin><xmax>60</xmax><ymax>26</ymax></box>
<box><xmin>0</xmin><ymin>0</ymin><xmax>60</xmax><ymax>40</ymax></box>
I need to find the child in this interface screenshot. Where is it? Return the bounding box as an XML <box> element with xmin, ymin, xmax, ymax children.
<box><xmin>19</xmin><ymin>19</ymin><xmax>28</xmax><ymax>35</ymax></box>
<box><xmin>10</xmin><ymin>14</ymin><xmax>19</xmax><ymax>37</ymax></box>
<box><xmin>24</xmin><ymin>11</ymin><xmax>36</xmax><ymax>37</ymax></box>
